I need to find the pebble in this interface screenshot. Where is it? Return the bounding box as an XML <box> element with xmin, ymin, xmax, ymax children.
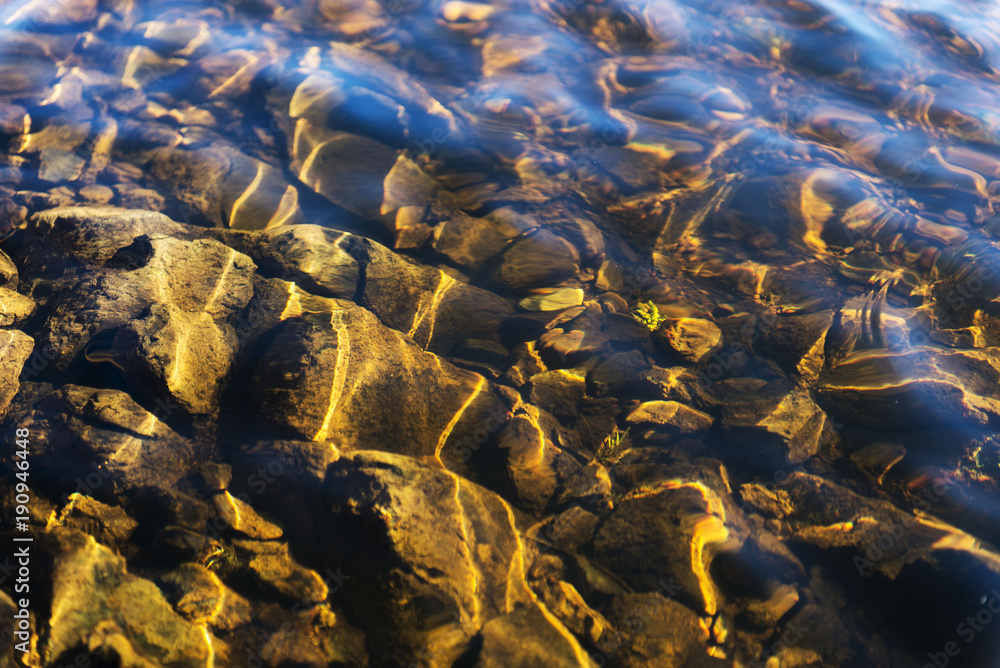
<box><xmin>519</xmin><ymin>287</ymin><xmax>585</xmax><ymax>311</ymax></box>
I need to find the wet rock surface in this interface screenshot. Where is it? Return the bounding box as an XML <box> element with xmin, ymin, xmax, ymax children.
<box><xmin>4</xmin><ymin>1</ymin><xmax>1000</xmax><ymax>667</ymax></box>
<box><xmin>5</xmin><ymin>213</ymin><xmax>1000</xmax><ymax>668</ymax></box>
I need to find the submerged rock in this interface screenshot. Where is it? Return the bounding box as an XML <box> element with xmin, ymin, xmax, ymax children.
<box><xmin>321</xmin><ymin>450</ymin><xmax>587</xmax><ymax>667</ymax></box>
<box><xmin>592</xmin><ymin>478</ymin><xmax>739</xmax><ymax>616</ymax></box>
<box><xmin>474</xmin><ymin>606</ymin><xmax>592</xmax><ymax>667</ymax></box>
<box><xmin>0</xmin><ymin>287</ymin><xmax>34</xmax><ymax>326</ymax></box>
<box><xmin>348</xmin><ymin>234</ymin><xmax>514</xmax><ymax>358</ymax></box>
<box><xmin>528</xmin><ymin>369</ymin><xmax>588</xmax><ymax>419</ymax></box>
<box><xmin>245</xmin><ymin>302</ymin><xmax>506</xmax><ymax>458</ymax></box>
<box><xmin>233</xmin><ymin>538</ymin><xmax>328</xmax><ymax>604</ymax></box>
<box><xmin>721</xmin><ymin>387</ymin><xmax>834</xmax><ymax>463</ymax></box>
<box><xmin>150</xmin><ymin>146</ymin><xmax>303</xmax><ymax>229</ymax></box>
<box><xmin>817</xmin><ymin>347</ymin><xmax>1000</xmax><ymax>427</ymax></box>
<box><xmin>494</xmin><ymin>405</ymin><xmax>579</xmax><ymax>513</ymax></box>
<box><xmin>159</xmin><ymin>563</ymin><xmax>251</xmax><ymax>629</ymax></box>
<box><xmin>0</xmin><ymin>329</ymin><xmax>32</xmax><ymax>420</ymax></box>
<box><xmin>24</xmin><ymin>209</ymin><xmax>255</xmax><ymax>416</ymax></box>
<box><xmin>519</xmin><ymin>288</ymin><xmax>586</xmax><ymax>312</ymax></box>
<box><xmin>236</xmin><ymin>224</ymin><xmax>360</xmax><ymax>298</ymax></box>
<box><xmin>57</xmin><ymin>494</ymin><xmax>138</xmax><ymax>548</ymax></box>
<box><xmin>23</xmin><ymin>385</ymin><xmax>193</xmax><ymax>494</ymax></box>
<box><xmin>432</xmin><ymin>214</ymin><xmax>514</xmax><ymax>271</ymax></box>
<box><xmin>0</xmin><ymin>248</ymin><xmax>17</xmax><ymax>288</ymax></box>
<box><xmin>761</xmin><ymin>310</ymin><xmax>835</xmax><ymax>381</ymax></box>
<box><xmin>656</xmin><ymin>318</ymin><xmax>723</xmax><ymax>364</ymax></box>
<box><xmin>624</xmin><ymin>400</ymin><xmax>713</xmax><ymax>434</ymax></box>
<box><xmin>210</xmin><ymin>492</ymin><xmax>283</xmax><ymax>540</ymax></box>
<box><xmin>600</xmin><ymin>593</ymin><xmax>707</xmax><ymax>668</ymax></box>
<box><xmin>777</xmin><ymin>469</ymin><xmax>1000</xmax><ymax>642</ymax></box>
<box><xmin>306</xmin><ymin>135</ymin><xmax>399</xmax><ymax>220</ymax></box>
<box><xmin>46</xmin><ymin>528</ymin><xmax>215</xmax><ymax>668</ymax></box>
<box><xmin>495</xmin><ymin>230</ymin><xmax>580</xmax><ymax>291</ymax></box>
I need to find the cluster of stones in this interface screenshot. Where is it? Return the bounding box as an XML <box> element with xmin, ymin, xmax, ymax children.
<box><xmin>2</xmin><ymin>0</ymin><xmax>1000</xmax><ymax>667</ymax></box>
<box><xmin>2</xmin><ymin>205</ymin><xmax>999</xmax><ymax>667</ymax></box>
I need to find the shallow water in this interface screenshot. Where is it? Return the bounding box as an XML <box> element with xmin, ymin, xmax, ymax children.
<box><xmin>3</xmin><ymin>0</ymin><xmax>1000</xmax><ymax>666</ymax></box>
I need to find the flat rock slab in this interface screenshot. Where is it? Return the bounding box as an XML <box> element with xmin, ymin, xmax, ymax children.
<box><xmin>518</xmin><ymin>288</ymin><xmax>585</xmax><ymax>312</ymax></box>
<box><xmin>625</xmin><ymin>400</ymin><xmax>713</xmax><ymax>433</ymax></box>
<box><xmin>817</xmin><ymin>347</ymin><xmax>1000</xmax><ymax>427</ymax></box>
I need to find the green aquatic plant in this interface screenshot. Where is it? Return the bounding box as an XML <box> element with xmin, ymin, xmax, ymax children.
<box><xmin>595</xmin><ymin>427</ymin><xmax>630</xmax><ymax>466</ymax></box>
<box><xmin>632</xmin><ymin>300</ymin><xmax>667</xmax><ymax>331</ymax></box>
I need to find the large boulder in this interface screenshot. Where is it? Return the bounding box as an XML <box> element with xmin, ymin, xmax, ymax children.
<box><xmin>318</xmin><ymin>450</ymin><xmax>587</xmax><ymax>667</ymax></box>
<box><xmin>817</xmin><ymin>347</ymin><xmax>1000</xmax><ymax>428</ymax></box>
<box><xmin>244</xmin><ymin>300</ymin><xmax>508</xmax><ymax>459</ymax></box>
<box><xmin>24</xmin><ymin>208</ymin><xmax>256</xmax><ymax>415</ymax></box>
<box><xmin>21</xmin><ymin>385</ymin><xmax>193</xmax><ymax>496</ymax></box>
<box><xmin>592</xmin><ymin>477</ymin><xmax>740</xmax><ymax>616</ymax></box>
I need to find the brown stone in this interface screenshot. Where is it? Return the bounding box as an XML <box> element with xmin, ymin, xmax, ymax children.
<box><xmin>474</xmin><ymin>606</ymin><xmax>590</xmax><ymax>668</ymax></box>
<box><xmin>656</xmin><ymin>317</ymin><xmax>723</xmax><ymax>364</ymax></box>
<box><xmin>818</xmin><ymin>347</ymin><xmax>1000</xmax><ymax>428</ymax></box>
<box><xmin>0</xmin><ymin>287</ymin><xmax>34</xmax><ymax>326</ymax></box>
<box><xmin>47</xmin><ymin>528</ymin><xmax>214</xmax><ymax>668</ymax></box>
<box><xmin>0</xmin><ymin>330</ymin><xmax>32</xmax><ymax>421</ymax></box>
<box><xmin>721</xmin><ymin>387</ymin><xmax>833</xmax><ymax>463</ymax></box>
<box><xmin>624</xmin><ymin>400</ymin><xmax>713</xmax><ymax>434</ymax></box>
<box><xmin>601</xmin><ymin>593</ymin><xmax>707</xmax><ymax>668</ymax></box>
